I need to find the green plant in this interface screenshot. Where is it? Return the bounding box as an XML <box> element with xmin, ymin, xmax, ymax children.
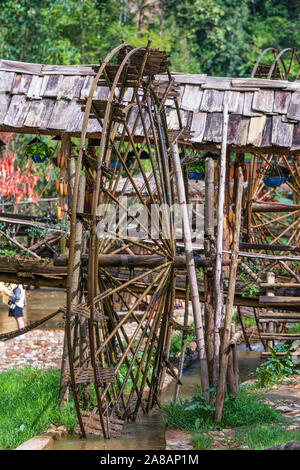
<box><xmin>25</xmin><ymin>140</ymin><xmax>52</xmax><ymax>159</ymax></box>
<box><xmin>252</xmin><ymin>346</ymin><xmax>299</xmax><ymax>387</ymax></box>
<box><xmin>189</xmin><ymin>160</ymin><xmax>205</xmax><ymax>173</ymax></box>
<box><xmin>163</xmin><ymin>385</ymin><xmax>280</xmax><ymax>432</ymax></box>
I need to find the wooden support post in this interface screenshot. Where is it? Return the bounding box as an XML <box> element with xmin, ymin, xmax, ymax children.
<box><xmin>59</xmin><ymin>133</ymin><xmax>71</xmax><ymax>254</ymax></box>
<box><xmin>204</xmin><ymin>156</ymin><xmax>215</xmax><ymax>386</ymax></box>
<box><xmin>59</xmin><ymin>173</ymin><xmax>86</xmax><ymax>405</ymax></box>
<box><xmin>172</xmin><ymin>142</ymin><xmax>209</xmax><ymax>401</ymax></box>
<box><xmin>266</xmin><ymin>271</ymin><xmax>275</xmax><ymax>349</ymax></box>
<box><xmin>213</xmin><ymin>102</ymin><xmax>229</xmax><ymax>384</ymax></box>
<box><xmin>215</xmin><ymin>167</ymin><xmax>243</xmax><ymax>422</ymax></box>
<box><xmin>173</xmin><ymin>276</ymin><xmax>189</xmax><ymax>402</ymax></box>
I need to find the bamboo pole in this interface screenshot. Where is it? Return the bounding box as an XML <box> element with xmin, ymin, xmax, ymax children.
<box><xmin>213</xmin><ymin>101</ymin><xmax>229</xmax><ymax>384</ymax></box>
<box><xmin>204</xmin><ymin>156</ymin><xmax>215</xmax><ymax>386</ymax></box>
<box><xmin>171</xmin><ymin>142</ymin><xmax>209</xmax><ymax>401</ymax></box>
<box><xmin>215</xmin><ymin>167</ymin><xmax>243</xmax><ymax>422</ymax></box>
<box><xmin>59</xmin><ymin>173</ymin><xmax>86</xmax><ymax>405</ymax></box>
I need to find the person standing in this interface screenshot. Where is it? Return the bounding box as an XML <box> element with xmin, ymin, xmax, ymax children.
<box><xmin>8</xmin><ymin>284</ymin><xmax>25</xmax><ymax>330</ymax></box>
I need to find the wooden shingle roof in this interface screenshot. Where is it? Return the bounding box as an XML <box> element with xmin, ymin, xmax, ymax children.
<box><xmin>0</xmin><ymin>59</ymin><xmax>300</xmax><ymax>152</ymax></box>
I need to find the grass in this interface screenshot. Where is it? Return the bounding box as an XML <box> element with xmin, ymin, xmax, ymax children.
<box><xmin>163</xmin><ymin>386</ymin><xmax>281</xmax><ymax>432</ymax></box>
<box><xmin>233</xmin><ymin>424</ymin><xmax>300</xmax><ymax>450</ymax></box>
<box><xmin>0</xmin><ymin>367</ymin><xmax>76</xmax><ymax>450</ymax></box>
<box><xmin>163</xmin><ymin>385</ymin><xmax>286</xmax><ymax>450</ymax></box>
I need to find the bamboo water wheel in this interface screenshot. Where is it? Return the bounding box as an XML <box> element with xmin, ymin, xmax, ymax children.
<box><xmin>252</xmin><ymin>47</ymin><xmax>300</xmax><ymax>81</ymax></box>
<box><xmin>64</xmin><ymin>43</ymin><xmax>195</xmax><ymax>438</ymax></box>
<box><xmin>247</xmin><ymin>154</ymin><xmax>300</xmax><ymax>248</ymax></box>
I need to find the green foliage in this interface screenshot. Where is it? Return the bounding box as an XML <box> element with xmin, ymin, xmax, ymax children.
<box><xmin>0</xmin><ymin>1</ymin><xmax>299</xmax><ymax>79</ymax></box>
<box><xmin>163</xmin><ymin>385</ymin><xmax>281</xmax><ymax>432</ymax></box>
<box><xmin>25</xmin><ymin>141</ymin><xmax>52</xmax><ymax>159</ymax></box>
<box><xmin>169</xmin><ymin>325</ymin><xmax>195</xmax><ymax>357</ymax></box>
<box><xmin>252</xmin><ymin>346</ymin><xmax>299</xmax><ymax>387</ymax></box>
<box><xmin>0</xmin><ymin>367</ymin><xmax>76</xmax><ymax>450</ymax></box>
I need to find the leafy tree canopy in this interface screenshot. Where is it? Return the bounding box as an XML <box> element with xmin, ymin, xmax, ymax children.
<box><xmin>0</xmin><ymin>0</ymin><xmax>299</xmax><ymax>77</ymax></box>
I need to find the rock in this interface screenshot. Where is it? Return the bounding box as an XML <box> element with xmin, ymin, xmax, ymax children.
<box><xmin>275</xmin><ymin>406</ymin><xmax>293</xmax><ymax>413</ymax></box>
<box><xmin>285</xmin><ymin>410</ymin><xmax>300</xmax><ymax>416</ymax></box>
<box><xmin>268</xmin><ymin>440</ymin><xmax>300</xmax><ymax>450</ymax></box>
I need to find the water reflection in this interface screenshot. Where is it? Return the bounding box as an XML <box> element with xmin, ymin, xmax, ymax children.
<box><xmin>51</xmin><ymin>412</ymin><xmax>166</xmax><ymax>451</ymax></box>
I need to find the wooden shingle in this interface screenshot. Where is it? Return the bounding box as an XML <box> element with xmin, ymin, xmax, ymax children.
<box><xmin>247</xmin><ymin>116</ymin><xmax>267</xmax><ymax>146</ymax></box>
<box><xmin>190</xmin><ymin>111</ymin><xmax>207</xmax><ymax>142</ymax></box>
<box><xmin>252</xmin><ymin>90</ymin><xmax>274</xmax><ymax>113</ymax></box>
<box><xmin>200</xmin><ymin>90</ymin><xmax>224</xmax><ymax>112</ymax></box>
<box><xmin>203</xmin><ymin>113</ymin><xmax>223</xmax><ymax>142</ymax></box>
<box><xmin>271</xmin><ymin>116</ymin><xmax>294</xmax><ymax>147</ymax></box>
<box><xmin>181</xmin><ymin>85</ymin><xmax>203</xmax><ymax>111</ymax></box>
<box><xmin>287</xmin><ymin>92</ymin><xmax>300</xmax><ymax>121</ymax></box>
<box><xmin>273</xmin><ymin>91</ymin><xmax>291</xmax><ymax>114</ymax></box>
<box><xmin>24</xmin><ymin>99</ymin><xmax>56</xmax><ymax>128</ymax></box>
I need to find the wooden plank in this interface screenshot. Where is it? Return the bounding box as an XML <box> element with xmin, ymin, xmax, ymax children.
<box><xmin>224</xmin><ymin>91</ymin><xmax>241</xmax><ymax>113</ymax></box>
<box><xmin>271</xmin><ymin>115</ymin><xmax>294</xmax><ymax>147</ymax></box>
<box><xmin>0</xmin><ymin>71</ymin><xmax>15</xmax><ymax>94</ymax></box>
<box><xmin>11</xmin><ymin>73</ymin><xmax>22</xmax><ymax>94</ymax></box>
<box><xmin>47</xmin><ymin>99</ymin><xmax>77</xmax><ymax>130</ymax></box>
<box><xmin>27</xmin><ymin>75</ymin><xmax>44</xmax><ymax>99</ymax></box>
<box><xmin>232</xmin><ymin>78</ymin><xmax>289</xmax><ymax>88</ymax></box>
<box><xmin>3</xmin><ymin>95</ymin><xmax>31</xmax><ymax>127</ymax></box>
<box><xmin>18</xmin><ymin>74</ymin><xmax>33</xmax><ymax>94</ymax></box>
<box><xmin>260</xmin><ymin>116</ymin><xmax>272</xmax><ymax>147</ymax></box>
<box><xmin>24</xmin><ymin>99</ymin><xmax>56</xmax><ymax>129</ymax></box>
<box><xmin>291</xmin><ymin>121</ymin><xmax>300</xmax><ymax>150</ymax></box>
<box><xmin>181</xmin><ymin>85</ymin><xmax>203</xmax><ymax>111</ymax></box>
<box><xmin>200</xmin><ymin>90</ymin><xmax>224</xmax><ymax>112</ymax></box>
<box><xmin>166</xmin><ymin>107</ymin><xmax>180</xmax><ymax>130</ymax></box>
<box><xmin>252</xmin><ymin>90</ymin><xmax>274</xmax><ymax>113</ymax></box>
<box><xmin>247</xmin><ymin>116</ymin><xmax>267</xmax><ymax>146</ymax></box>
<box><xmin>0</xmin><ymin>60</ymin><xmax>42</xmax><ymax>75</ymax></box>
<box><xmin>67</xmin><ymin>102</ymin><xmax>85</xmax><ymax>133</ymax></box>
<box><xmin>43</xmin><ymin>75</ymin><xmax>64</xmax><ymax>98</ymax></box>
<box><xmin>259</xmin><ymin>295</ymin><xmax>300</xmax><ymax>306</ymax></box>
<box><xmin>273</xmin><ymin>91</ymin><xmax>292</xmax><ymax>114</ymax></box>
<box><xmin>159</xmin><ymin>73</ymin><xmax>207</xmax><ymax>85</ymax></box>
<box><xmin>0</xmin><ymin>94</ymin><xmax>11</xmax><ymax>124</ymax></box>
<box><xmin>201</xmin><ymin>77</ymin><xmax>232</xmax><ymax>90</ymax></box>
<box><xmin>203</xmin><ymin>112</ymin><xmax>223</xmax><ymax>142</ymax></box>
<box><xmin>260</xmin><ymin>333</ymin><xmax>300</xmax><ymax>340</ymax></box>
<box><xmin>227</xmin><ymin>114</ymin><xmax>242</xmax><ymax>144</ymax></box>
<box><xmin>41</xmin><ymin>64</ymin><xmax>95</xmax><ymax>75</ymax></box>
<box><xmin>190</xmin><ymin>111</ymin><xmax>207</xmax><ymax>142</ymax></box>
<box><xmin>287</xmin><ymin>91</ymin><xmax>300</xmax><ymax>120</ymax></box>
<box><xmin>235</xmin><ymin>117</ymin><xmax>250</xmax><ymax>146</ymax></box>
<box><xmin>243</xmin><ymin>92</ymin><xmax>263</xmax><ymax>117</ymax></box>
<box><xmin>80</xmin><ymin>76</ymin><xmax>94</xmax><ymax>100</ymax></box>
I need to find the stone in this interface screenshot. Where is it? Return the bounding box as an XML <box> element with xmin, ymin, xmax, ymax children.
<box><xmin>268</xmin><ymin>440</ymin><xmax>300</xmax><ymax>450</ymax></box>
